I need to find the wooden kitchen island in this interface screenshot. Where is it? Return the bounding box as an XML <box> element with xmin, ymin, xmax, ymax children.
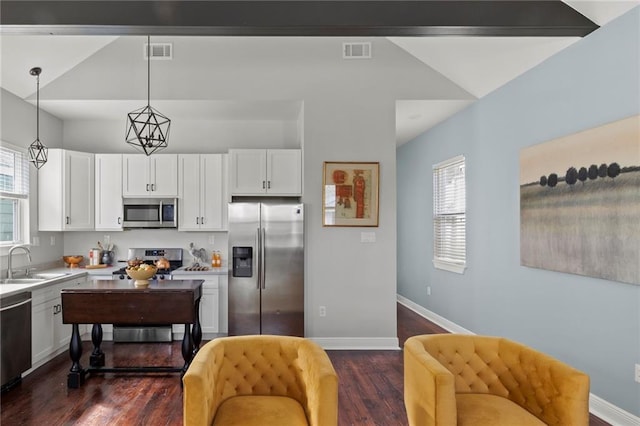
<box><xmin>61</xmin><ymin>279</ymin><xmax>203</xmax><ymax>389</ymax></box>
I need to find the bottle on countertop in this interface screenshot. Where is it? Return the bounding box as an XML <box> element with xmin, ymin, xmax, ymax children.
<box><xmin>212</xmin><ymin>251</ymin><xmax>222</xmax><ymax>268</ymax></box>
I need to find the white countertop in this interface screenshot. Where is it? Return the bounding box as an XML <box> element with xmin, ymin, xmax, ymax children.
<box><xmin>0</xmin><ymin>266</ymin><xmax>89</xmax><ymax>298</ymax></box>
<box><xmin>0</xmin><ymin>263</ymin><xmax>227</xmax><ymax>299</ymax></box>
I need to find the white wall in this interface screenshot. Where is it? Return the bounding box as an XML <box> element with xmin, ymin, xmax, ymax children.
<box><xmin>303</xmin><ymin>97</ymin><xmax>398</xmax><ymax>347</ymax></box>
<box><xmin>1</xmin><ymin>88</ymin><xmax>65</xmax><ymax>272</ymax></box>
<box><xmin>63</xmin><ymin>119</ymin><xmax>300</xmax><ymax>153</ymax></box>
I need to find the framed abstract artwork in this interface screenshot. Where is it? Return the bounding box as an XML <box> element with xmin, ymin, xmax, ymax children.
<box><xmin>322</xmin><ymin>161</ymin><xmax>379</xmax><ymax>227</ymax></box>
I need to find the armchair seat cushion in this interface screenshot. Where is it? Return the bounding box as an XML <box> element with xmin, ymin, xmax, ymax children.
<box><xmin>457</xmin><ymin>394</ymin><xmax>546</xmax><ymax>426</ymax></box>
<box><xmin>212</xmin><ymin>395</ymin><xmax>308</xmax><ymax>426</ymax></box>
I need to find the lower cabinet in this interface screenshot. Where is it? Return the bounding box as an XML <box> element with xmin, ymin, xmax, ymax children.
<box><xmin>31</xmin><ymin>277</ymin><xmax>86</xmax><ymax>369</ymax></box>
<box><xmin>172</xmin><ymin>275</ymin><xmax>219</xmax><ymax>339</ymax></box>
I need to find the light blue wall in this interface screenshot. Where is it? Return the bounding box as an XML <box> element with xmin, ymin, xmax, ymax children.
<box><xmin>398</xmin><ymin>7</ymin><xmax>640</xmax><ymax>416</ymax></box>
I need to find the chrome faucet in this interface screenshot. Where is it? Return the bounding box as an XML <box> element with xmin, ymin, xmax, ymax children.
<box><xmin>7</xmin><ymin>245</ymin><xmax>32</xmax><ymax>279</ymax></box>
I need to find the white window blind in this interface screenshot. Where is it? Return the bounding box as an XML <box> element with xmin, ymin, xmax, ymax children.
<box><xmin>0</xmin><ymin>145</ymin><xmax>29</xmax><ymax>199</ymax></box>
<box><xmin>433</xmin><ymin>155</ymin><xmax>466</xmax><ymax>273</ymax></box>
<box><xmin>1</xmin><ymin>144</ymin><xmax>30</xmax><ymax>245</ymax></box>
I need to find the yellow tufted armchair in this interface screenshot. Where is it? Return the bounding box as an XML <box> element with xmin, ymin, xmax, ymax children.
<box><xmin>183</xmin><ymin>335</ymin><xmax>338</xmax><ymax>426</ymax></box>
<box><xmin>404</xmin><ymin>334</ymin><xmax>590</xmax><ymax>426</ymax></box>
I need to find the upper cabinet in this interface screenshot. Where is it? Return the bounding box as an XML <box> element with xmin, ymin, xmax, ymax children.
<box><xmin>178</xmin><ymin>154</ymin><xmax>227</xmax><ymax>231</ymax></box>
<box><xmin>229</xmin><ymin>149</ymin><xmax>302</xmax><ymax>196</ymax></box>
<box><xmin>95</xmin><ymin>154</ymin><xmax>123</xmax><ymax>231</ymax></box>
<box><xmin>122</xmin><ymin>154</ymin><xmax>178</xmax><ymax>197</ymax></box>
<box><xmin>38</xmin><ymin>149</ymin><xmax>95</xmax><ymax>231</ymax></box>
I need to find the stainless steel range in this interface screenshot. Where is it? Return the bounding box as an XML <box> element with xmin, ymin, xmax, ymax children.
<box><xmin>112</xmin><ymin>248</ymin><xmax>183</xmax><ymax>343</ymax></box>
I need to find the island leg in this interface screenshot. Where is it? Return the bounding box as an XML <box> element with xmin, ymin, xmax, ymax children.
<box><xmin>67</xmin><ymin>324</ymin><xmax>85</xmax><ymax>388</ymax></box>
<box><xmin>90</xmin><ymin>324</ymin><xmax>105</xmax><ymax>367</ymax></box>
<box><xmin>181</xmin><ymin>323</ymin><xmax>194</xmax><ymax>375</ymax></box>
<box><xmin>191</xmin><ymin>297</ymin><xmax>202</xmax><ymax>356</ymax></box>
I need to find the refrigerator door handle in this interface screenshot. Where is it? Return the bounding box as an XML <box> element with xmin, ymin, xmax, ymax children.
<box><xmin>256</xmin><ymin>227</ymin><xmax>262</xmax><ymax>290</ymax></box>
<box><xmin>261</xmin><ymin>228</ymin><xmax>266</xmax><ymax>289</ymax></box>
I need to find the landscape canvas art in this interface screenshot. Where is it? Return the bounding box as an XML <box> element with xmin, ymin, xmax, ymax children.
<box><xmin>520</xmin><ymin>114</ymin><xmax>640</xmax><ymax>285</ymax></box>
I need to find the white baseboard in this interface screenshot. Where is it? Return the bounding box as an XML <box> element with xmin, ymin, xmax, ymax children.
<box><xmin>397</xmin><ymin>294</ymin><xmax>640</xmax><ymax>426</ymax></box>
<box><xmin>311</xmin><ymin>337</ymin><xmax>400</xmax><ymax>350</ymax></box>
<box><xmin>590</xmin><ymin>393</ymin><xmax>640</xmax><ymax>426</ymax></box>
<box><xmin>397</xmin><ymin>294</ymin><xmax>474</xmax><ymax>335</ymax></box>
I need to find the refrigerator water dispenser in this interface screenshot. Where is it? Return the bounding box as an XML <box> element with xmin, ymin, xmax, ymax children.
<box><xmin>232</xmin><ymin>246</ymin><xmax>253</xmax><ymax>277</ymax></box>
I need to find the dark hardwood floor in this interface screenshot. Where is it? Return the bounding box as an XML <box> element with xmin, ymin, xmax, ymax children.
<box><xmin>1</xmin><ymin>303</ymin><xmax>610</xmax><ymax>425</ymax></box>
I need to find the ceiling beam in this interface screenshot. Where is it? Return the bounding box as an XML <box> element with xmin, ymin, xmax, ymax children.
<box><xmin>0</xmin><ymin>1</ymin><xmax>598</xmax><ymax>37</ymax></box>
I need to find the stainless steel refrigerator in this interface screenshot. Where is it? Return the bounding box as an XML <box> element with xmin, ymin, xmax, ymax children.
<box><xmin>228</xmin><ymin>201</ymin><xmax>304</xmax><ymax>336</ymax></box>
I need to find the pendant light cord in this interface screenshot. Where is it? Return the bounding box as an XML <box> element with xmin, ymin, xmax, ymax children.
<box><xmin>147</xmin><ymin>35</ymin><xmax>151</xmax><ymax>108</ymax></box>
<box><xmin>36</xmin><ymin>72</ymin><xmax>40</xmax><ymax>140</ymax></box>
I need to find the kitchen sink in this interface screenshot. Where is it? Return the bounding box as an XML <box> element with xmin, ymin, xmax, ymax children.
<box><xmin>1</xmin><ymin>273</ymin><xmax>70</xmax><ymax>285</ymax></box>
<box><xmin>0</xmin><ymin>278</ymin><xmax>46</xmax><ymax>285</ymax></box>
<box><xmin>30</xmin><ymin>273</ymin><xmax>70</xmax><ymax>280</ymax></box>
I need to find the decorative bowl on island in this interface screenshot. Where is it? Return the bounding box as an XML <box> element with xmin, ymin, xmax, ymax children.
<box><xmin>126</xmin><ymin>264</ymin><xmax>157</xmax><ymax>287</ymax></box>
<box><xmin>63</xmin><ymin>255</ymin><xmax>84</xmax><ymax>268</ymax></box>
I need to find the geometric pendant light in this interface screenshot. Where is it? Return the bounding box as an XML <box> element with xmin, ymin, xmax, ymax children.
<box><xmin>28</xmin><ymin>67</ymin><xmax>48</xmax><ymax>169</ymax></box>
<box><xmin>126</xmin><ymin>35</ymin><xmax>170</xmax><ymax>156</ymax></box>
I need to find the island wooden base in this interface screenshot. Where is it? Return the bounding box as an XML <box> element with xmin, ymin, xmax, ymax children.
<box><xmin>66</xmin><ymin>321</ymin><xmax>201</xmax><ymax>389</ymax></box>
<box><xmin>62</xmin><ymin>280</ymin><xmax>203</xmax><ymax>389</ymax></box>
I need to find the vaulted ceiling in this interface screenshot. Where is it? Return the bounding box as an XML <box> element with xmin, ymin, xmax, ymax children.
<box><xmin>1</xmin><ymin>1</ymin><xmax>638</xmax><ymax>145</ymax></box>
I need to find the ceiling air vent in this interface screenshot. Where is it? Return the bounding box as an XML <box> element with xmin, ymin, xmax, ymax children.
<box><xmin>143</xmin><ymin>43</ymin><xmax>173</xmax><ymax>60</ymax></box>
<box><xmin>343</xmin><ymin>42</ymin><xmax>372</xmax><ymax>59</ymax></box>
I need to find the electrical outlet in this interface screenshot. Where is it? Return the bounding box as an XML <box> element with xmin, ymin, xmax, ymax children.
<box><xmin>32</xmin><ymin>236</ymin><xmax>40</xmax><ymax>246</ymax></box>
<box><xmin>319</xmin><ymin>306</ymin><xmax>327</xmax><ymax>317</ymax></box>
<box><xmin>209</xmin><ymin>234</ymin><xmax>215</xmax><ymax>245</ymax></box>
<box><xmin>50</xmin><ymin>236</ymin><xmax>56</xmax><ymax>246</ymax></box>
<box><xmin>635</xmin><ymin>364</ymin><xmax>640</xmax><ymax>383</ymax></box>
<box><xmin>427</xmin><ymin>286</ymin><xmax>431</xmax><ymax>296</ymax></box>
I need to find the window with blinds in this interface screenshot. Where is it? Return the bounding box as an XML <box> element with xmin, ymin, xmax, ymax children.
<box><xmin>433</xmin><ymin>155</ymin><xmax>466</xmax><ymax>273</ymax></box>
<box><xmin>0</xmin><ymin>144</ymin><xmax>30</xmax><ymax>245</ymax></box>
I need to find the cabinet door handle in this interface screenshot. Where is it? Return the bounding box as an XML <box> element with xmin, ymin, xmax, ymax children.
<box><xmin>151</xmin><ymin>184</ymin><xmax>155</xmax><ymax>191</ymax></box>
<box><xmin>66</xmin><ymin>216</ymin><xmax>70</xmax><ymax>225</ymax></box>
<box><xmin>196</xmin><ymin>217</ymin><xmax>199</xmax><ymax>225</ymax></box>
<box><xmin>267</xmin><ymin>181</ymin><xmax>271</xmax><ymax>189</ymax></box>
<box><xmin>118</xmin><ymin>217</ymin><xmax>121</xmax><ymax>224</ymax></box>
<box><xmin>263</xmin><ymin>180</ymin><xmax>266</xmax><ymax>189</ymax></box>
<box><xmin>201</xmin><ymin>217</ymin><xmax>205</xmax><ymax>224</ymax></box>
<box><xmin>146</xmin><ymin>184</ymin><xmax>150</xmax><ymax>192</ymax></box>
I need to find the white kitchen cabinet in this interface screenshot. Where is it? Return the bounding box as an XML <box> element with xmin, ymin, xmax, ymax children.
<box><xmin>38</xmin><ymin>149</ymin><xmax>95</xmax><ymax>231</ymax></box>
<box><xmin>31</xmin><ymin>298</ymin><xmax>56</xmax><ymax>367</ymax></box>
<box><xmin>31</xmin><ymin>276</ymin><xmax>86</xmax><ymax>369</ymax></box>
<box><xmin>171</xmin><ymin>275</ymin><xmax>219</xmax><ymax>339</ymax></box>
<box><xmin>122</xmin><ymin>154</ymin><xmax>178</xmax><ymax>197</ymax></box>
<box><xmin>229</xmin><ymin>149</ymin><xmax>301</xmax><ymax>196</ymax></box>
<box><xmin>95</xmin><ymin>154</ymin><xmax>123</xmax><ymax>231</ymax></box>
<box><xmin>178</xmin><ymin>154</ymin><xmax>227</xmax><ymax>231</ymax></box>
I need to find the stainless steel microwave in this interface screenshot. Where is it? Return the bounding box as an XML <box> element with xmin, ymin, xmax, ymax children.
<box><xmin>122</xmin><ymin>198</ymin><xmax>177</xmax><ymax>228</ymax></box>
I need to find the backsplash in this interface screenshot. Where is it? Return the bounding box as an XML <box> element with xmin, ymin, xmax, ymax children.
<box><xmin>63</xmin><ymin>230</ymin><xmax>228</xmax><ymax>267</ymax></box>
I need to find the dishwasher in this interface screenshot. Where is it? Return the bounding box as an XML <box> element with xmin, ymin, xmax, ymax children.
<box><xmin>1</xmin><ymin>292</ymin><xmax>32</xmax><ymax>392</ymax></box>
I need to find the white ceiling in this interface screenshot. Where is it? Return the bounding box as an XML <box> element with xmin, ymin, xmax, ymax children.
<box><xmin>1</xmin><ymin>1</ymin><xmax>637</xmax><ymax>146</ymax></box>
